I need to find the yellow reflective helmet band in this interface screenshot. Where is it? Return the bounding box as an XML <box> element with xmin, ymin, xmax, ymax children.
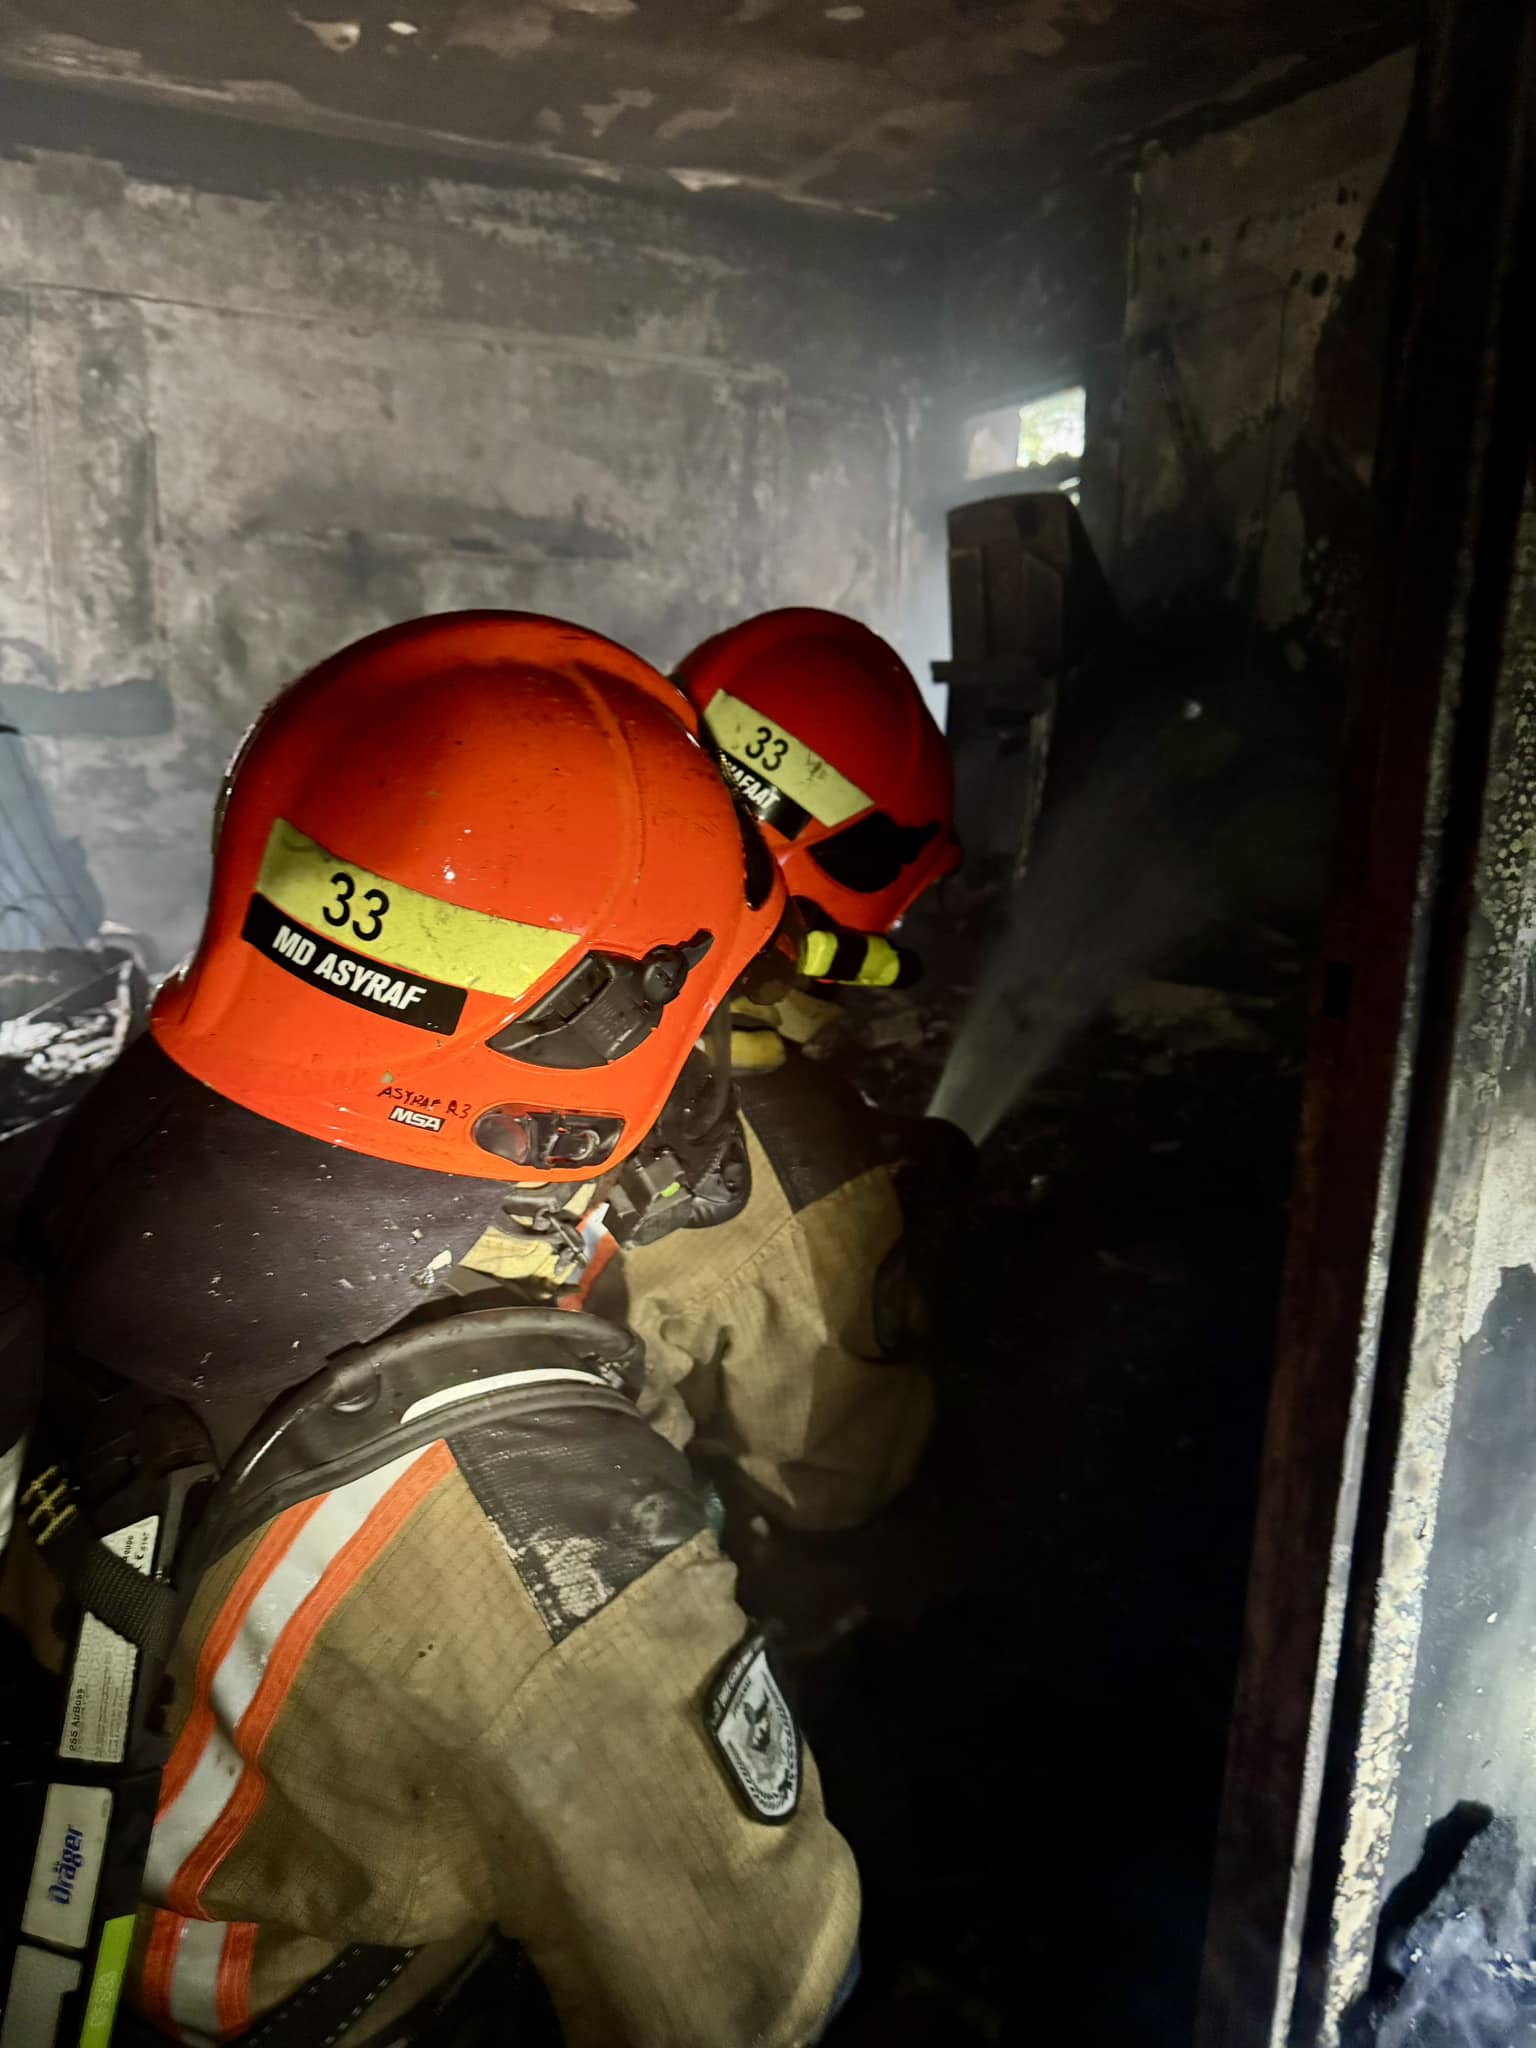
<box><xmin>257</xmin><ymin>819</ymin><xmax>577</xmax><ymax>1001</ymax></box>
<box><xmin>703</xmin><ymin>691</ymin><xmax>870</xmax><ymax>828</ymax></box>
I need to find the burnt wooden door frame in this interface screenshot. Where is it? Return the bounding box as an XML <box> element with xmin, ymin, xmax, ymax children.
<box><xmin>1196</xmin><ymin>3</ymin><xmax>1536</xmax><ymax>2041</ymax></box>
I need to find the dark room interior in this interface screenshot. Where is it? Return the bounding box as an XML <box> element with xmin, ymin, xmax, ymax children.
<box><xmin>4</xmin><ymin>4</ymin><xmax>1536</xmax><ymax>2046</ymax></box>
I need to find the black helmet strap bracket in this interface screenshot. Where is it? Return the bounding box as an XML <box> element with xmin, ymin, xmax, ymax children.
<box><xmin>487</xmin><ymin>931</ymin><xmax>715</xmax><ymax>1070</ymax></box>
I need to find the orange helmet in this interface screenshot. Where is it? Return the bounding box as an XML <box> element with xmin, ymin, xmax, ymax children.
<box><xmin>153</xmin><ymin>612</ymin><xmax>783</xmax><ymax>1184</ymax></box>
<box><xmin>677</xmin><ymin>608</ymin><xmax>960</xmax><ymax>935</ymax></box>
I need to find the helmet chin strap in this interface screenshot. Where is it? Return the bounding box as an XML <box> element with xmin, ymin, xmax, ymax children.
<box><xmin>601</xmin><ymin>1009</ymin><xmax>749</xmax><ymax>1249</ymax></box>
<box><xmin>490</xmin><ymin>1180</ymin><xmax>598</xmax><ymax>1284</ymax></box>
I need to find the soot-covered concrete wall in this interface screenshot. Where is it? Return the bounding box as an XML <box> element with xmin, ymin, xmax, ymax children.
<box><xmin>936</xmin><ymin>54</ymin><xmax>1414</xmax><ymax>931</ymax></box>
<box><xmin>941</xmin><ymin>49</ymin><xmax>1413</xmax><ymax>648</ymax></box>
<box><xmin>0</xmin><ymin>108</ymin><xmax>935</xmax><ymax>970</ymax></box>
<box><xmin>1118</xmin><ymin>51</ymin><xmax>1412</xmax><ymax>650</ymax></box>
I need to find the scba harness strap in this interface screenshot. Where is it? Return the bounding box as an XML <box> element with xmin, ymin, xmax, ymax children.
<box><xmin>3</xmin><ymin>1306</ymin><xmax>641</xmax><ymax>2048</ymax></box>
<box><xmin>21</xmin><ymin>1467</ymin><xmax>185</xmax><ymax>1671</ymax></box>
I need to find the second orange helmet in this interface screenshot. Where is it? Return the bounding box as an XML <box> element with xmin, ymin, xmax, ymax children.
<box><xmin>677</xmin><ymin>608</ymin><xmax>960</xmax><ymax>936</ymax></box>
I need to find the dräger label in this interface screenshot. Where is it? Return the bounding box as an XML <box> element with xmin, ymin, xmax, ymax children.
<box><xmin>243</xmin><ymin>894</ymin><xmax>467</xmax><ymax>1034</ymax></box>
<box><xmin>22</xmin><ymin>1783</ymin><xmax>112</xmax><ymax>1951</ymax></box>
<box><xmin>704</xmin><ymin>691</ymin><xmax>870</xmax><ymax>829</ymax></box>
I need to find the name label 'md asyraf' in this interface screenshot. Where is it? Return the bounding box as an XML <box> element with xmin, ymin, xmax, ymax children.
<box><xmin>242</xmin><ymin>893</ymin><xmax>465</xmax><ymax>1032</ymax></box>
<box><xmin>240</xmin><ymin>819</ymin><xmax>580</xmax><ymax>1035</ymax></box>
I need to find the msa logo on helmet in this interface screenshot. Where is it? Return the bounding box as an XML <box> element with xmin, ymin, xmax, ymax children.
<box><xmin>389</xmin><ymin>1104</ymin><xmax>445</xmax><ymax>1132</ymax></box>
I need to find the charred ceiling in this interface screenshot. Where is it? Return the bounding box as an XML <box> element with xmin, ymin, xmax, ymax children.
<box><xmin>0</xmin><ymin>0</ymin><xmax>1412</xmax><ymax>218</ymax></box>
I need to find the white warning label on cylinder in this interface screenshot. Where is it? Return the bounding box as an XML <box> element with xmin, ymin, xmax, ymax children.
<box><xmin>58</xmin><ymin>1516</ymin><xmax>159</xmax><ymax>1765</ymax></box>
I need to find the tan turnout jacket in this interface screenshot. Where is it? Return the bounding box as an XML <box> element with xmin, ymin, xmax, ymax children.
<box><xmin>461</xmin><ymin>1050</ymin><xmax>936</xmax><ymax>1533</ymax></box>
<box><xmin>55</xmin><ymin>1045</ymin><xmax>918</xmax><ymax>2040</ymax></box>
<box><xmin>7</xmin><ymin>1382</ymin><xmax>859</xmax><ymax>2046</ymax></box>
<box><xmin>596</xmin><ymin>1060</ymin><xmax>934</xmax><ymax>1531</ymax></box>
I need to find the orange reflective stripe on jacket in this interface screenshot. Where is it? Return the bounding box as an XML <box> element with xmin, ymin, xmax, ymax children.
<box><xmin>141</xmin><ymin>1910</ymin><xmax>259</xmax><ymax>2042</ymax></box>
<box><xmin>139</xmin><ymin>1444</ymin><xmax>455</xmax><ymax>2039</ymax></box>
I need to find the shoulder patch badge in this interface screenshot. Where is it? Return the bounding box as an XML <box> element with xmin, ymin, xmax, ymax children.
<box><xmin>706</xmin><ymin>1632</ymin><xmax>801</xmax><ymax>1825</ymax></box>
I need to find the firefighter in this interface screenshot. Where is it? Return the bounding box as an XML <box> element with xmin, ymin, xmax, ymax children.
<box><xmin>2</xmin><ymin>613</ymin><xmax>857</xmax><ymax>2047</ymax></box>
<box><xmin>681</xmin><ymin>607</ymin><xmax>960</xmax><ymax>1058</ymax></box>
<box><xmin>488</xmin><ymin>608</ymin><xmax>962</xmax><ymax>1540</ymax></box>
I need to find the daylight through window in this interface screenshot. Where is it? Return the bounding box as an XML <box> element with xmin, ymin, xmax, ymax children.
<box><xmin>964</xmin><ymin>384</ymin><xmax>1087</xmax><ymax>488</ymax></box>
